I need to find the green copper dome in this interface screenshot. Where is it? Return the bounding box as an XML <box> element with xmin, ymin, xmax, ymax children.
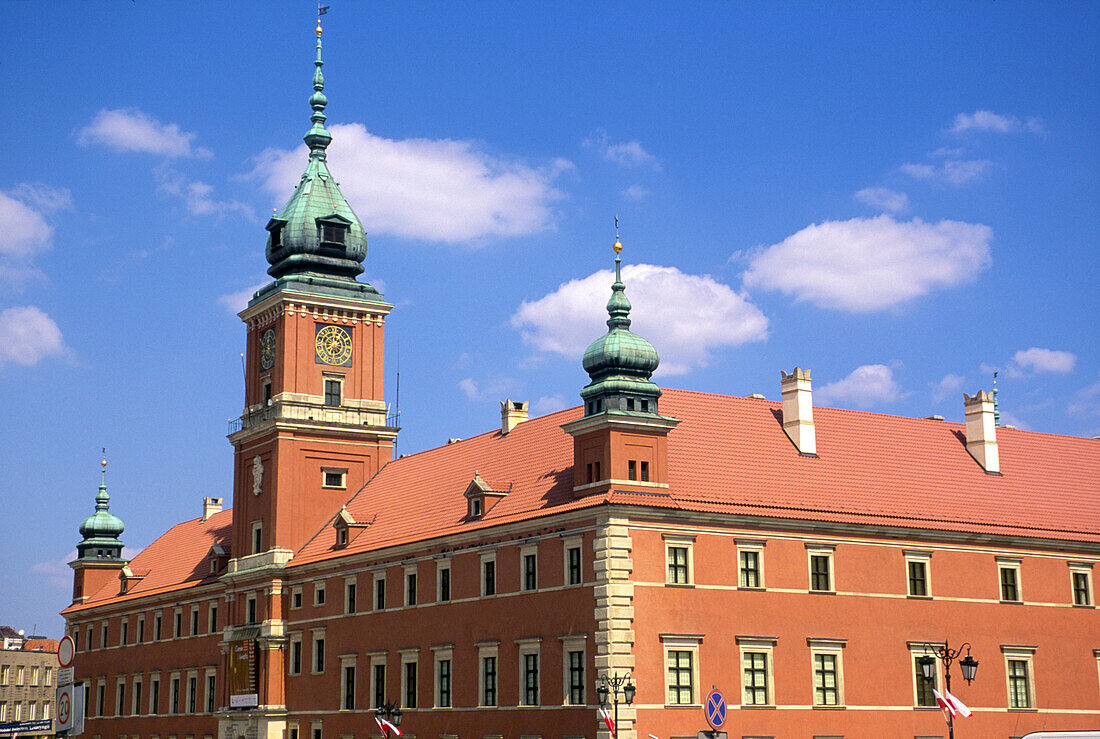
<box><xmin>77</xmin><ymin>459</ymin><xmax>125</xmax><ymax>560</ymax></box>
<box><xmin>257</xmin><ymin>23</ymin><xmax>382</xmax><ymax>305</ymax></box>
<box><xmin>579</xmin><ymin>245</ymin><xmax>663</xmax><ymax>416</ymax></box>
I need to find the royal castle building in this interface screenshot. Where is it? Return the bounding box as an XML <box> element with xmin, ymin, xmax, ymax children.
<box><xmin>63</xmin><ymin>19</ymin><xmax>1100</xmax><ymax>739</ymax></box>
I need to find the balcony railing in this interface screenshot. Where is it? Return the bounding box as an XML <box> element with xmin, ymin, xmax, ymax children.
<box><xmin>228</xmin><ymin>400</ymin><xmax>400</xmax><ymax>435</ymax></box>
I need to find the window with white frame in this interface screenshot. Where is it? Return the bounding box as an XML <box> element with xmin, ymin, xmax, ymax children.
<box><xmin>481</xmin><ymin>553</ymin><xmax>497</xmax><ymax>596</ymax></box>
<box><xmin>517</xmin><ymin>638</ymin><xmax>541</xmax><ymax>706</ymax></box>
<box><xmin>907</xmin><ymin>642</ymin><xmax>942</xmax><ymax>707</ymax></box>
<box><xmin>1070</xmin><ymin>563</ymin><xmax>1093</xmax><ymax>606</ymax></box>
<box><xmin>340</xmin><ymin>656</ymin><xmax>356</xmax><ymax>711</ymax></box>
<box><xmin>478</xmin><ymin>642</ymin><xmax>499</xmax><ymax>707</ymax></box>
<box><xmin>291</xmin><ymin>586</ymin><xmax>303</xmax><ymax>610</ymax></box>
<box><xmin>369</xmin><ymin>653</ymin><xmax>386</xmax><ymax>710</ymax></box>
<box><xmin>564</xmin><ymin>535</ymin><xmax>583</xmax><ymax>586</ymax></box>
<box><xmin>205</xmin><ymin>669</ymin><xmax>216</xmax><ymax>713</ymax></box>
<box><xmin>312</xmin><ymin>629</ymin><xmax>326</xmax><ymax>674</ymax></box>
<box><xmin>437</xmin><ymin>559</ymin><xmax>451</xmax><ymax>602</ymax></box>
<box><xmin>998</xmin><ymin>557</ymin><xmax>1022</xmax><ymax>602</ymax></box>
<box><xmin>344</xmin><ymin>577</ymin><xmax>357</xmax><ymax>614</ymax></box>
<box><xmin>736</xmin><ymin>636</ymin><xmax>776</xmax><ymax>707</ymax></box>
<box><xmin>117</xmin><ymin>677</ymin><xmax>126</xmax><ymax>716</ymax></box>
<box><xmin>374</xmin><ymin>572</ymin><xmax>386</xmax><ymax>610</ymax></box>
<box><xmin>663</xmin><ymin>533</ymin><xmax>695</xmax><ymax>585</ymax></box>
<box><xmin>737</xmin><ymin>539</ymin><xmax>765</xmax><ymax>589</ymax></box>
<box><xmin>561</xmin><ymin>635</ymin><xmax>587</xmax><ymax>705</ymax></box>
<box><xmin>661</xmin><ymin>634</ymin><xmax>702</xmax><ymax>706</ymax></box>
<box><xmin>405</xmin><ymin>565</ymin><xmax>418</xmax><ymax>606</ymax></box>
<box><xmin>322</xmin><ymin>374</ymin><xmax>343</xmax><ymax>407</ymax></box>
<box><xmin>432</xmin><ymin>645</ymin><xmax>453</xmax><ymax>708</ymax></box>
<box><xmin>208</xmin><ymin>603</ymin><xmax>218</xmax><ymax>634</ymax></box>
<box><xmin>250</xmin><ymin>521</ymin><xmax>263</xmax><ymax>555</ymax></box>
<box><xmin>905</xmin><ymin>550</ymin><xmax>932</xmax><ymax>598</ymax></box>
<box><xmin>806</xmin><ymin>544</ymin><xmax>836</xmax><ymax>593</ymax></box>
<box><xmin>401</xmin><ymin>651</ymin><xmax>419</xmax><ymax>709</ymax></box>
<box><xmin>1002</xmin><ymin>645</ymin><xmax>1036</xmax><ymax>709</ymax></box>
<box><xmin>149</xmin><ymin>674</ymin><xmax>160</xmax><ymax>714</ymax></box>
<box><xmin>321</xmin><ymin>467</ymin><xmax>347</xmax><ymax>489</ymax></box>
<box><xmin>289</xmin><ymin>633</ymin><xmax>303</xmax><ymax>675</ymax></box>
<box><xmin>131</xmin><ymin>676</ymin><xmax>142</xmax><ymax>716</ymax></box>
<box><xmin>808</xmin><ymin>638</ymin><xmax>846</xmax><ymax>707</ymax></box>
<box><xmin>521</xmin><ymin>544</ymin><xmax>538</xmax><ymax>591</ymax></box>
<box><xmin>314</xmin><ymin>580</ymin><xmax>326</xmax><ymax>606</ymax></box>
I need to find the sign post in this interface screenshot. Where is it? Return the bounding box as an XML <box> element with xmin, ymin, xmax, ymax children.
<box><xmin>698</xmin><ymin>687</ymin><xmax>728</xmax><ymax>739</ymax></box>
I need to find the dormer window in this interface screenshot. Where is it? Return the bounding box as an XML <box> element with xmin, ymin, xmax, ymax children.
<box><xmin>336</xmin><ymin>527</ymin><xmax>348</xmax><ymax>547</ymax></box>
<box><xmin>470</xmin><ymin>498</ymin><xmax>483</xmax><ymax>518</ymax></box>
<box><xmin>270</xmin><ymin>227</ymin><xmax>282</xmax><ymax>249</ymax></box>
<box><xmin>321</xmin><ymin>222</ymin><xmax>346</xmax><ymax>244</ymax></box>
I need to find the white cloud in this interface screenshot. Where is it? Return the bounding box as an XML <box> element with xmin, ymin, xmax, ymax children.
<box><xmin>1010</xmin><ymin>347</ymin><xmax>1076</xmax><ymax>376</ymax></box>
<box><xmin>623</xmin><ymin>185</ymin><xmax>649</xmax><ymax>201</ymax></box>
<box><xmin>583</xmin><ymin>129</ymin><xmax>661</xmax><ymax>169</ymax></box>
<box><xmin>932</xmin><ymin>373</ymin><xmax>965</xmax><ymax>403</ymax></box>
<box><xmin>854</xmin><ymin>187</ymin><xmax>909</xmax><ymax>214</ymax></box>
<box><xmin>900</xmin><ymin>159</ymin><xmax>995</xmax><ymax>186</ymax></box>
<box><xmin>1068</xmin><ymin>377</ymin><xmax>1100</xmax><ymax>418</ymax></box>
<box><xmin>0</xmin><ymin>306</ymin><xmax>67</xmax><ymax>368</ymax></box>
<box><xmin>741</xmin><ymin>214</ymin><xmax>993</xmax><ymax>312</ymax></box>
<box><xmin>458</xmin><ymin>376</ymin><xmax>521</xmax><ymax>401</ymax></box>
<box><xmin>950</xmin><ymin>110</ymin><xmax>1045</xmax><ymax>135</ymax></box>
<box><xmin>218</xmin><ymin>280</ymin><xmax>269</xmax><ymax>314</ymax></box>
<box><xmin>0</xmin><ymin>191</ymin><xmax>54</xmax><ymax>260</ymax></box>
<box><xmin>250</xmin><ymin>123</ymin><xmax>570</xmax><ymax>243</ymax></box>
<box><xmin>512</xmin><ymin>264</ymin><xmax>768</xmax><ymax>376</ymax></box>
<box><xmin>998</xmin><ymin>411</ymin><xmax>1032</xmax><ymax>430</ymax></box>
<box><xmin>7</xmin><ymin>183</ymin><xmax>73</xmax><ymax>214</ymax></box>
<box><xmin>531</xmin><ymin>394</ymin><xmax>568</xmax><ymax>416</ymax></box>
<box><xmin>77</xmin><ymin>108</ymin><xmax>212</xmax><ymax>158</ymax></box>
<box><xmin>31</xmin><ymin>551</ymin><xmax>78</xmax><ymax>590</ymax></box>
<box><xmin>817</xmin><ymin>364</ymin><xmax>901</xmax><ymax>408</ymax></box>
<box><xmin>155</xmin><ymin>166</ymin><xmax>254</xmax><ymax>220</ymax></box>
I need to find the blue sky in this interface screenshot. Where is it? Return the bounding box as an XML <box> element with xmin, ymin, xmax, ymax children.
<box><xmin>1</xmin><ymin>1</ymin><xmax>1096</xmax><ymax>636</ymax></box>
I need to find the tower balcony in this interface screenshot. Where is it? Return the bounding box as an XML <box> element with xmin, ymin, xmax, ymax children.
<box><xmin>227</xmin><ymin>396</ymin><xmax>400</xmax><ymax>437</ymax></box>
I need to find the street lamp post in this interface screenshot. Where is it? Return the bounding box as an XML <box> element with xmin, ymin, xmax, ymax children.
<box><xmin>597</xmin><ymin>672</ymin><xmax>636</xmax><ymax>738</ymax></box>
<box><xmin>374</xmin><ymin>699</ymin><xmax>402</xmax><ymax>739</ymax></box>
<box><xmin>919</xmin><ymin>640</ymin><xmax>978</xmax><ymax>739</ymax></box>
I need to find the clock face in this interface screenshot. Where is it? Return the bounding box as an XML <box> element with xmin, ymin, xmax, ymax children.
<box><xmin>260</xmin><ymin>329</ymin><xmax>276</xmax><ymax>370</ymax></box>
<box><xmin>315</xmin><ymin>324</ymin><xmax>353</xmax><ymax>366</ymax></box>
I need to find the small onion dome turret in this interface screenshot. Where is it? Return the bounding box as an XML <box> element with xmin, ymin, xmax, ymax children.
<box><xmin>77</xmin><ymin>457</ymin><xmax>125</xmax><ymax>559</ymax></box>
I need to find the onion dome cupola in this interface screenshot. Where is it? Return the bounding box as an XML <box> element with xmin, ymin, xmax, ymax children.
<box><xmin>580</xmin><ymin>230</ymin><xmax>663</xmax><ymax>417</ymax></box>
<box><xmin>257</xmin><ymin>20</ymin><xmax>381</xmax><ymax>304</ymax></box>
<box><xmin>77</xmin><ymin>455</ymin><xmax>125</xmax><ymax>560</ymax></box>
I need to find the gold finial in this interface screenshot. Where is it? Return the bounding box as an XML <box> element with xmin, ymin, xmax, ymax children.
<box><xmin>612</xmin><ymin>215</ymin><xmax>622</xmax><ymax>253</ymax></box>
<box><xmin>316</xmin><ymin>22</ymin><xmax>323</xmax><ymax>36</ymax></box>
<box><xmin>101</xmin><ymin>447</ymin><xmax>107</xmax><ymax>468</ymax></box>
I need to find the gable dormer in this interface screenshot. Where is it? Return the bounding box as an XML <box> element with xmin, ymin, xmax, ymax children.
<box><xmin>464</xmin><ymin>472</ymin><xmax>508</xmax><ymax>519</ymax></box>
<box><xmin>332</xmin><ymin>505</ymin><xmax>372</xmax><ymax>548</ymax></box>
<box><xmin>207</xmin><ymin>544</ymin><xmax>229</xmax><ymax>575</ymax></box>
<box><xmin>119</xmin><ymin>564</ymin><xmax>146</xmax><ymax>595</ymax></box>
<box><xmin>316</xmin><ymin>212</ymin><xmax>353</xmax><ymax>257</ymax></box>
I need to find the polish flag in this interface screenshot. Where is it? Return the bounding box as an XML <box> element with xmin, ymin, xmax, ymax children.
<box><xmin>599</xmin><ymin>706</ymin><xmax>616</xmax><ymax>737</ymax></box>
<box><xmin>933</xmin><ymin>689</ymin><xmax>972</xmax><ymax>719</ymax></box>
<box><xmin>375</xmin><ymin>716</ymin><xmax>403</xmax><ymax>736</ymax></box>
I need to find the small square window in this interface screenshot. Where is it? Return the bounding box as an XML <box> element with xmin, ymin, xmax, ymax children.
<box><xmin>322</xmin><ymin>469</ymin><xmax>346</xmax><ymax>489</ymax></box>
<box><xmin>321</xmin><ymin>222</ymin><xmax>346</xmax><ymax>244</ymax></box>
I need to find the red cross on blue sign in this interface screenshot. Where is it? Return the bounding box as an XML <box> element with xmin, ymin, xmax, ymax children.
<box><xmin>705</xmin><ymin>688</ymin><xmax>727</xmax><ymax>729</ymax></box>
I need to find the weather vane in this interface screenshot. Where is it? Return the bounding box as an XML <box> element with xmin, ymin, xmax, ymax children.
<box><xmin>613</xmin><ymin>216</ymin><xmax>622</xmax><ymax>254</ymax></box>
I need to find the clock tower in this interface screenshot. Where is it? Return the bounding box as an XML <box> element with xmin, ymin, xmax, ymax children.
<box><xmin>227</xmin><ymin>22</ymin><xmax>396</xmax><ymax>564</ymax></box>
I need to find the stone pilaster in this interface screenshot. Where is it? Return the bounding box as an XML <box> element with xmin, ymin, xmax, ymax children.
<box><xmin>593</xmin><ymin>513</ymin><xmax>636</xmax><ymax>739</ymax></box>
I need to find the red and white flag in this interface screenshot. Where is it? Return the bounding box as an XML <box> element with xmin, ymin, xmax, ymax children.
<box><xmin>933</xmin><ymin>688</ymin><xmax>972</xmax><ymax>719</ymax></box>
<box><xmin>375</xmin><ymin>715</ymin><xmax>403</xmax><ymax>736</ymax></box>
<box><xmin>599</xmin><ymin>705</ymin><xmax>616</xmax><ymax>737</ymax></box>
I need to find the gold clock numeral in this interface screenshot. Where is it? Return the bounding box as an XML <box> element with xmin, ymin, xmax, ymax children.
<box><xmin>315</xmin><ymin>325</ymin><xmax>352</xmax><ymax>366</ymax></box>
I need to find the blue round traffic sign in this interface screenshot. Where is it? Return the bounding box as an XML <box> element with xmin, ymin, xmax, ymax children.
<box><xmin>705</xmin><ymin>688</ymin><xmax>727</xmax><ymax>729</ymax></box>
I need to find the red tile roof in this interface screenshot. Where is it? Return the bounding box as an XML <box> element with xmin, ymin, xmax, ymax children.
<box><xmin>68</xmin><ymin>389</ymin><xmax>1099</xmax><ymax>611</ymax></box>
<box><xmin>22</xmin><ymin>638</ymin><xmax>59</xmax><ymax>653</ymax></box>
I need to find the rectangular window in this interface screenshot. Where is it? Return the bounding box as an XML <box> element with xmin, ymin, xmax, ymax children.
<box><xmin>313</xmin><ymin>634</ymin><xmax>326</xmax><ymax>674</ymax></box>
<box><xmin>190</xmin><ymin>608</ymin><xmax>199</xmax><ymax>635</ymax></box>
<box><xmin>206</xmin><ymin>673</ymin><xmax>216</xmax><ymax>713</ymax></box>
<box><xmin>743</xmin><ymin>652</ymin><xmax>768</xmax><ymax>705</ymax></box>
<box><xmin>1001</xmin><ymin>565</ymin><xmax>1020</xmax><ymax>602</ymax></box>
<box><xmin>322</xmin><ymin>469</ymin><xmax>346</xmax><ymax>488</ymax></box>
<box><xmin>188</xmin><ymin>675</ymin><xmax>197</xmax><ymax>713</ymax></box>
<box><xmin>810</xmin><ymin>554</ymin><xmax>833</xmax><ymax>592</ymax></box>
<box><xmin>102</xmin><ymin>623</ymin><xmax>109</xmax><ymax>647</ymax></box>
<box><xmin>481</xmin><ymin>657</ymin><xmax>497</xmax><ymax>706</ymax></box>
<box><xmin>121</xmin><ymin>620</ymin><xmax>129</xmax><ymax>645</ymax></box>
<box><xmin>483</xmin><ymin>559</ymin><xmax>496</xmax><ymax>596</ymax></box>
<box><xmin>373</xmin><ymin>663</ymin><xmax>386</xmax><ymax>709</ymax></box>
<box><xmin>342</xmin><ymin>666</ymin><xmax>355</xmax><ymax>710</ymax></box>
<box><xmin>324</xmin><ymin>379</ymin><xmax>341</xmax><ymax>406</ymax></box>
<box><xmin>814</xmin><ymin>653</ymin><xmax>840</xmax><ymax>706</ymax></box>
<box><xmin>150</xmin><ymin>677</ymin><xmax>159</xmax><ymax>715</ymax></box>
<box><xmin>0</xmin><ymin>666</ymin><xmax>6</xmax><ymax>686</ymax></box>
<box><xmin>154</xmin><ymin>614</ymin><xmax>162</xmax><ymax>640</ymax></box>
<box><xmin>438</xmin><ymin>563</ymin><xmax>451</xmax><ymax>602</ymax></box>
<box><xmin>667</xmin><ymin>650</ymin><xmax>694</xmax><ymax>705</ymax></box>
<box><xmin>406</xmin><ymin>572</ymin><xmax>417</xmax><ymax>606</ymax></box>
<box><xmin>247</xmin><ymin>596</ymin><xmax>257</xmax><ymax>625</ymax></box>
<box><xmin>567</xmin><ymin>650</ymin><xmax>585</xmax><ymax>705</ymax></box>
<box><xmin>314</xmin><ymin>582</ymin><xmax>326</xmax><ymax>606</ymax></box>
<box><xmin>628</xmin><ymin>460</ymin><xmax>637</xmax><ymax>480</ymax></box>
<box><xmin>375</xmin><ymin>575</ymin><xmax>386</xmax><ymax>610</ymax></box>
<box><xmin>289</xmin><ymin>636</ymin><xmax>302</xmax><ymax>675</ymax></box>
<box><xmin>44</xmin><ymin>667</ymin><xmax>52</xmax><ymax>686</ymax></box>
<box><xmin>117</xmin><ymin>680</ymin><xmax>126</xmax><ymax>716</ymax></box>
<box><xmin>292</xmin><ymin>587</ymin><xmax>303</xmax><ymax>609</ymax></box>
<box><xmin>667</xmin><ymin>546</ymin><xmax>690</xmax><ymax>584</ymax></box>
<box><xmin>740</xmin><ymin>550</ymin><xmax>761</xmax><ymax>588</ymax></box>
<box><xmin>914</xmin><ymin>657</ymin><xmax>937</xmax><ymax>707</ymax></box>
<box><xmin>1008</xmin><ymin>659</ymin><xmax>1031</xmax><ymax>708</ymax></box>
<box><xmin>133</xmin><ymin>679</ymin><xmax>142</xmax><ymax>716</ymax></box>
<box><xmin>567</xmin><ymin>546</ymin><xmax>582</xmax><ymax>585</ymax></box>
<box><xmin>404</xmin><ymin>661</ymin><xmax>417</xmax><ymax>708</ymax></box>
<box><xmin>210</xmin><ymin>604</ymin><xmax>218</xmax><ymax>633</ymax></box>
<box><xmin>321</xmin><ymin>222</ymin><xmax>346</xmax><ymax>244</ymax></box>
<box><xmin>1071</xmin><ymin>565</ymin><xmax>1093</xmax><ymax>606</ymax></box>
<box><xmin>345</xmin><ymin>581</ymin><xmax>356</xmax><ymax>613</ymax></box>
<box><xmin>908</xmin><ymin>560</ymin><xmax>928</xmax><ymax>597</ymax></box>
<box><xmin>251</xmin><ymin>521</ymin><xmax>262</xmax><ymax>555</ymax></box>
<box><xmin>437</xmin><ymin>659</ymin><xmax>451</xmax><ymax>708</ymax></box>
<box><xmin>30</xmin><ymin>667</ymin><xmax>39</xmax><ymax>686</ymax></box>
<box><xmin>97</xmin><ymin>681</ymin><xmax>106</xmax><ymax>717</ymax></box>
<box><xmin>523</xmin><ymin>552</ymin><xmax>538</xmax><ymax>591</ymax></box>
<box><xmin>137</xmin><ymin>616</ymin><xmax>145</xmax><ymax>642</ymax></box>
<box><xmin>170</xmin><ymin>677</ymin><xmax>180</xmax><ymax>713</ymax></box>
<box><xmin>640</xmin><ymin>460</ymin><xmax>650</xmax><ymax>481</ymax></box>
<box><xmin>523</xmin><ymin>653</ymin><xmax>539</xmax><ymax>706</ymax></box>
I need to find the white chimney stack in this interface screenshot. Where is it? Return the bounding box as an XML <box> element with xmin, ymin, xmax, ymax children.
<box><xmin>781</xmin><ymin>367</ymin><xmax>817</xmax><ymax>456</ymax></box>
<box><xmin>500</xmin><ymin>399</ymin><xmax>528</xmax><ymax>435</ymax></box>
<box><xmin>202</xmin><ymin>496</ymin><xmax>224</xmax><ymax>521</ymax></box>
<box><xmin>964</xmin><ymin>391</ymin><xmax>1000</xmax><ymax>473</ymax></box>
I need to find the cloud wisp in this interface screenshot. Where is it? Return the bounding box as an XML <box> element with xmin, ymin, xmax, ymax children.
<box><xmin>854</xmin><ymin>187</ymin><xmax>909</xmax><ymax>214</ymax></box>
<box><xmin>512</xmin><ymin>264</ymin><xmax>768</xmax><ymax>376</ymax></box>
<box><xmin>250</xmin><ymin>123</ymin><xmax>570</xmax><ymax>243</ymax></box>
<box><xmin>0</xmin><ymin>184</ymin><xmax>72</xmax><ymax>290</ymax></box>
<box><xmin>817</xmin><ymin>364</ymin><xmax>902</xmax><ymax>408</ymax></box>
<box><xmin>741</xmin><ymin>214</ymin><xmax>993</xmax><ymax>312</ymax></box>
<box><xmin>0</xmin><ymin>306</ymin><xmax>67</xmax><ymax>368</ymax></box>
<box><xmin>155</xmin><ymin>166</ymin><xmax>255</xmax><ymax>221</ymax></box>
<box><xmin>932</xmin><ymin>373</ymin><xmax>966</xmax><ymax>404</ymax></box>
<box><xmin>583</xmin><ymin>129</ymin><xmax>662</xmax><ymax>170</ymax></box>
<box><xmin>950</xmin><ymin>110</ymin><xmax>1045</xmax><ymax>136</ymax></box>
<box><xmin>1009</xmin><ymin>347</ymin><xmax>1077</xmax><ymax>377</ymax></box>
<box><xmin>77</xmin><ymin>108</ymin><xmax>213</xmax><ymax>158</ymax></box>
<box><xmin>900</xmin><ymin>159</ymin><xmax>996</xmax><ymax>186</ymax></box>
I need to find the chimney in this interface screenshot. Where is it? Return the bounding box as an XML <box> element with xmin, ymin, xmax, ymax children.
<box><xmin>963</xmin><ymin>391</ymin><xmax>999</xmax><ymax>473</ymax></box>
<box><xmin>500</xmin><ymin>399</ymin><xmax>528</xmax><ymax>435</ymax></box>
<box><xmin>202</xmin><ymin>496</ymin><xmax>224</xmax><ymax>521</ymax></box>
<box><xmin>781</xmin><ymin>367</ymin><xmax>817</xmax><ymax>456</ymax></box>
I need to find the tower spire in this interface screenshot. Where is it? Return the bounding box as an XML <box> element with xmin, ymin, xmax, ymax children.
<box><xmin>77</xmin><ymin>449</ymin><xmax>125</xmax><ymax>560</ymax></box>
<box><xmin>305</xmin><ymin>17</ymin><xmax>332</xmax><ymax>158</ymax></box>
